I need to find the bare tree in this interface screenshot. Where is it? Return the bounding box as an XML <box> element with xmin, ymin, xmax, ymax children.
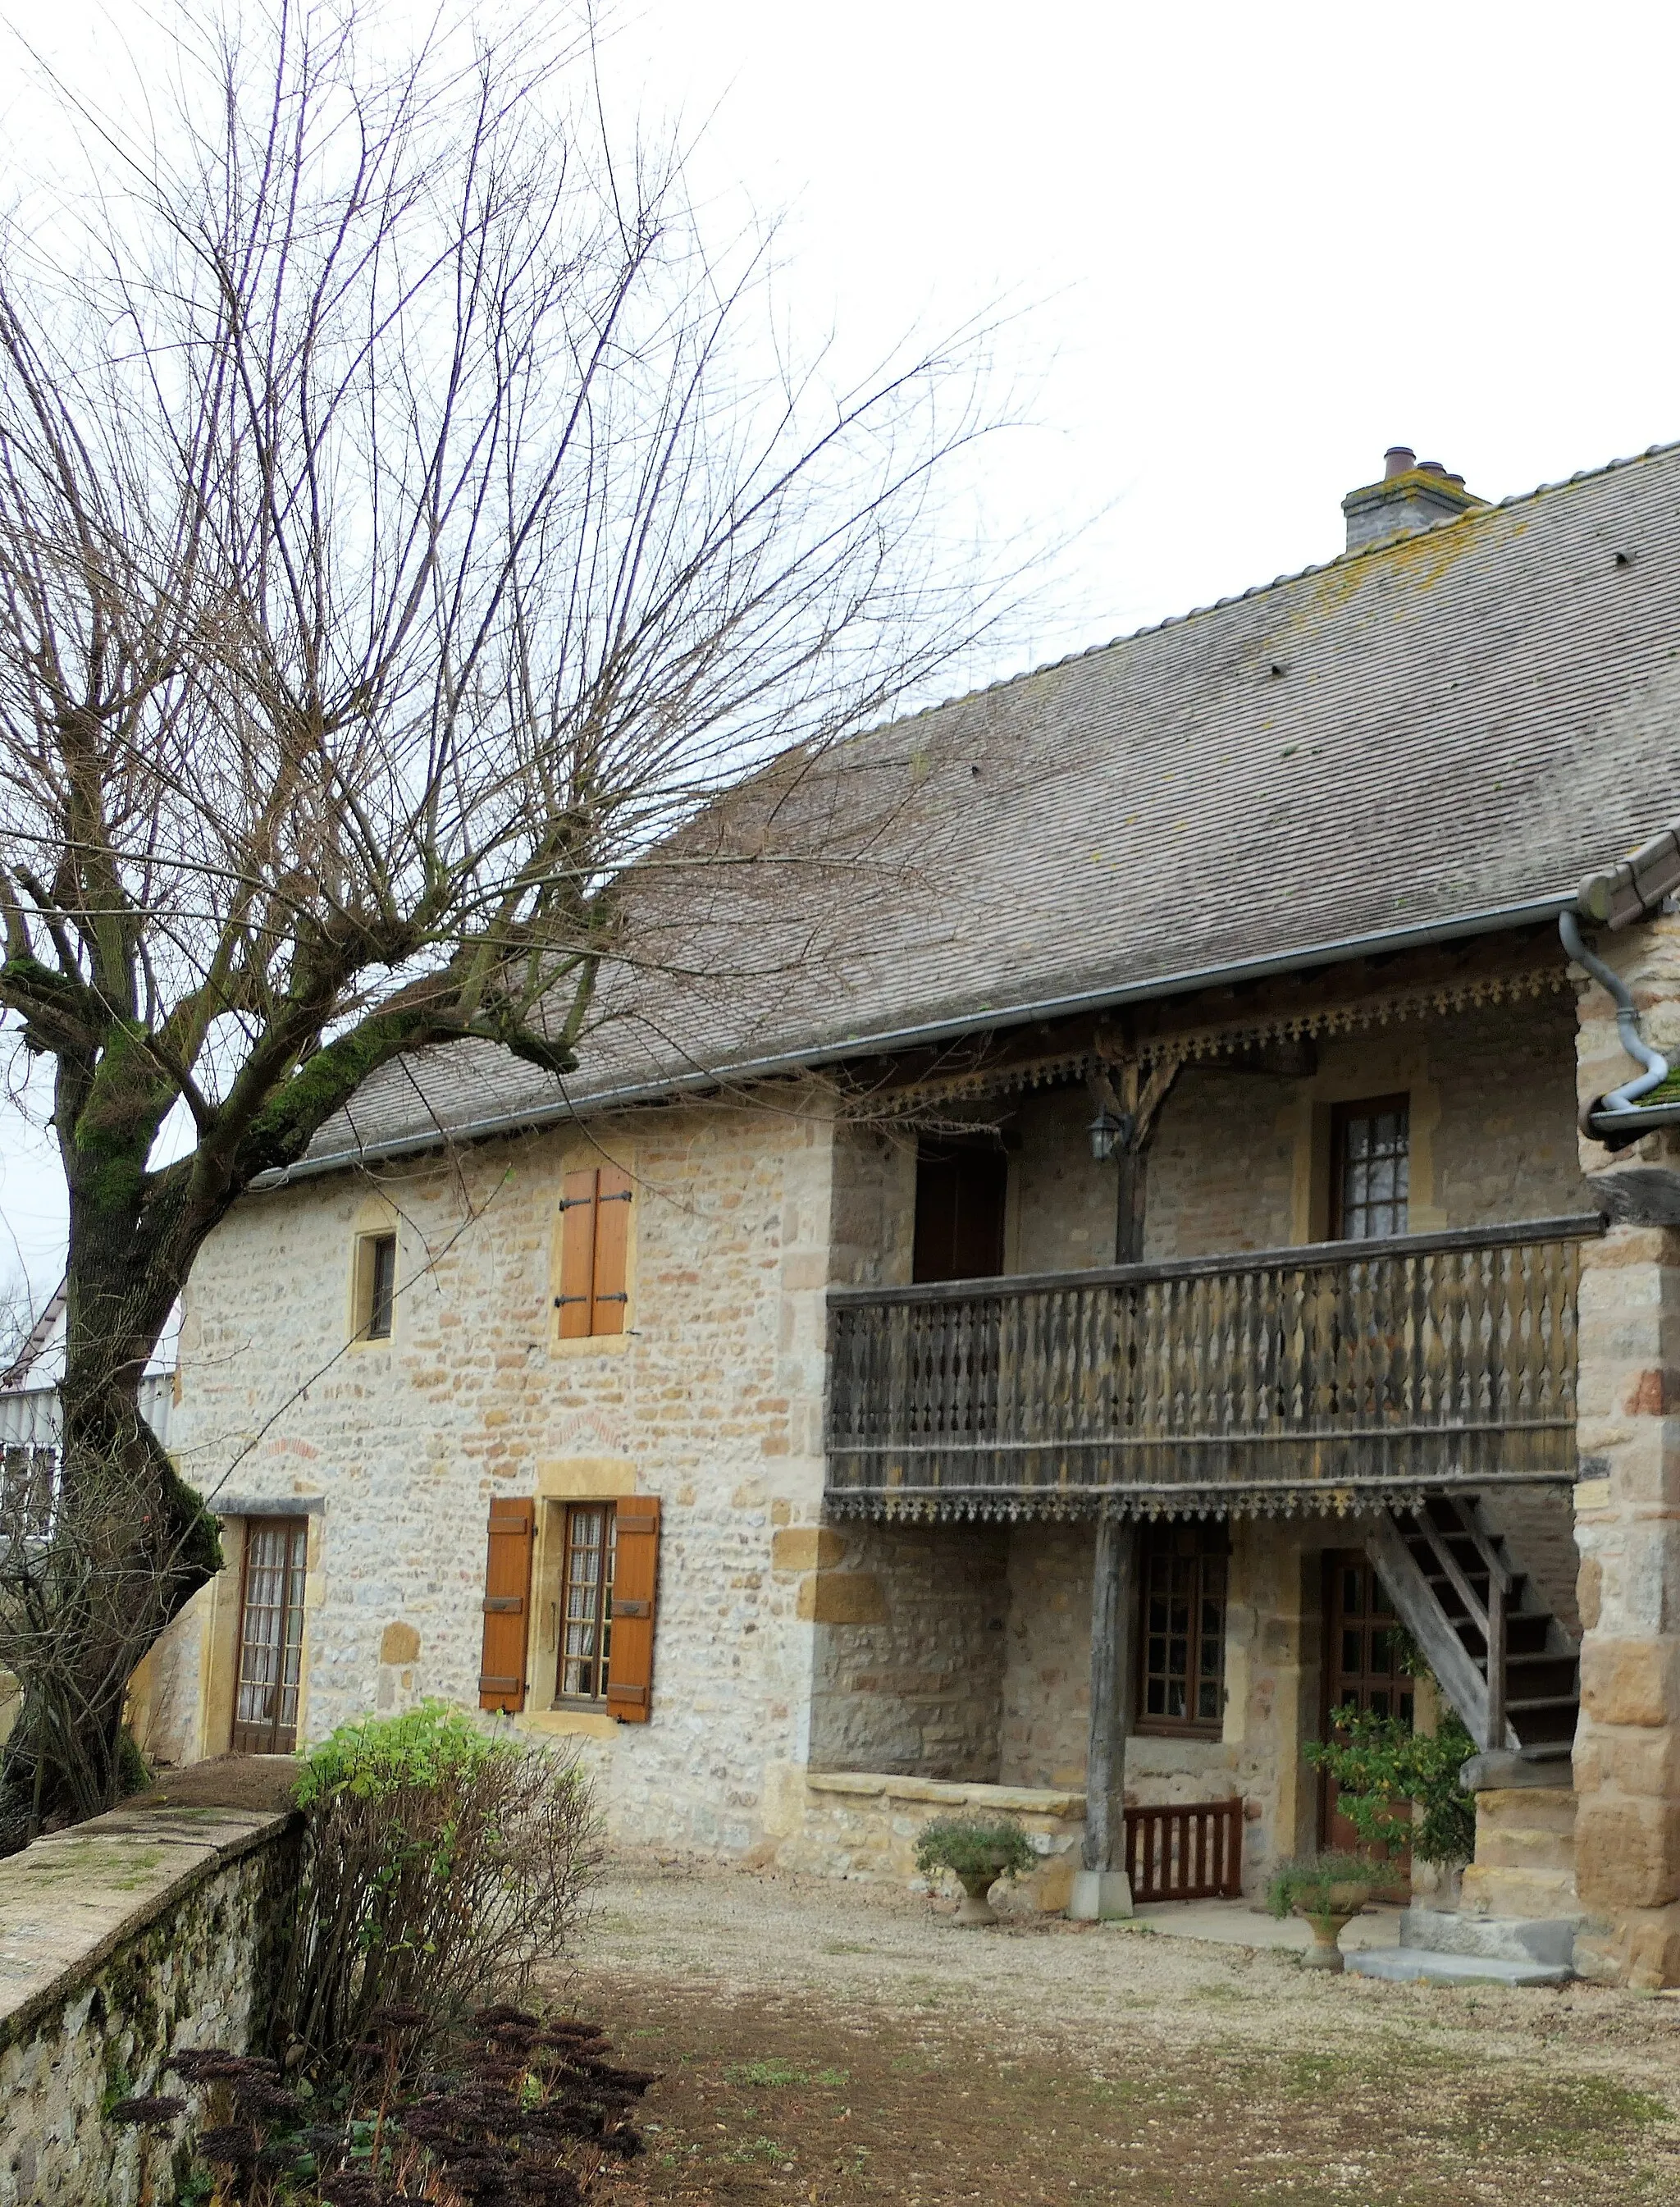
<box><xmin>0</xmin><ymin>0</ymin><xmax>1011</xmax><ymax>1835</ymax></box>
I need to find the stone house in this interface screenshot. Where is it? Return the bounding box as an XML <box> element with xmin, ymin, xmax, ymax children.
<box><xmin>129</xmin><ymin>441</ymin><xmax>1680</xmax><ymax>1987</ymax></box>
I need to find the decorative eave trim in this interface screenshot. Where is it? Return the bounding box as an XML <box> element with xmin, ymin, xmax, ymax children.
<box><xmin>826</xmin><ymin>1472</ymin><xmax>1573</xmax><ymax>1526</ymax></box>
<box><xmin>869</xmin><ymin>957</ymin><xmax>1570</xmax><ymax>1114</ymax></box>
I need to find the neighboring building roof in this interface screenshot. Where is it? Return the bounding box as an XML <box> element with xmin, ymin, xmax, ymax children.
<box><xmin>286</xmin><ymin>438</ymin><xmax>1680</xmax><ymax>1177</ymax></box>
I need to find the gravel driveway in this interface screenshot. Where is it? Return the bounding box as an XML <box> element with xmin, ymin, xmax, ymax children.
<box><xmin>558</xmin><ymin>1857</ymin><xmax>1680</xmax><ymax>2205</ymax></box>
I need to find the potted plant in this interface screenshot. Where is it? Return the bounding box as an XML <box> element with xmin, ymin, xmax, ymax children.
<box><xmin>1267</xmin><ymin>1851</ymin><xmax>1379</xmax><ymax>1969</ymax></box>
<box><xmin>1305</xmin><ymin>1700</ymin><xmax>1478</xmax><ymax>1906</ymax></box>
<box><xmin>914</xmin><ymin>1814</ymin><xmax>1034</xmax><ymax>1926</ymax></box>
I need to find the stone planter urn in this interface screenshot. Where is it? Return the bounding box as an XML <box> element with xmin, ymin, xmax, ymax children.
<box><xmin>914</xmin><ymin>1814</ymin><xmax>1034</xmax><ymax>1930</ymax></box>
<box><xmin>1294</xmin><ymin>1880</ymin><xmax>1374</xmax><ymax>1972</ymax></box>
<box><xmin>954</xmin><ymin>1867</ymin><xmax>1003</xmax><ymax>1926</ymax></box>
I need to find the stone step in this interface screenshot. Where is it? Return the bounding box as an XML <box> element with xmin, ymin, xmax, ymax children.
<box><xmin>1399</xmin><ymin>1907</ymin><xmax>1577</xmax><ymax>1967</ymax></box>
<box><xmin>1347</xmin><ymin>1946</ymin><xmax>1573</xmax><ymax>1989</ymax></box>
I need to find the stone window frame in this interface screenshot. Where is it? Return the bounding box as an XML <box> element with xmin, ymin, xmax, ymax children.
<box><xmin>348</xmin><ymin>1225</ymin><xmax>399</xmax><ymax>1347</ymax></box>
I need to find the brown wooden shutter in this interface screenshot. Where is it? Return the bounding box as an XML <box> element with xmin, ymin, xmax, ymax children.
<box><xmin>605</xmin><ymin>1496</ymin><xmax>660</xmax><ymax>1723</ymax></box>
<box><xmin>591</xmin><ymin>1165</ymin><xmax>632</xmax><ymax>1335</ymax></box>
<box><xmin>478</xmin><ymin>1496</ymin><xmax>535</xmax><ymax>1711</ymax></box>
<box><xmin>557</xmin><ymin>1170</ymin><xmax>598</xmax><ymax>1339</ymax></box>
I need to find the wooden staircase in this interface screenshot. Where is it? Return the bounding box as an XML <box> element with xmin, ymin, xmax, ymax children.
<box><xmin>1365</xmin><ymin>1496</ymin><xmax>1580</xmax><ymax>1763</ymax></box>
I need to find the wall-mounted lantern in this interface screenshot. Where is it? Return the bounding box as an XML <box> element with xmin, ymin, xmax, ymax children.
<box><xmin>1087</xmin><ymin>1105</ymin><xmax>1134</xmax><ymax>1163</ymax></box>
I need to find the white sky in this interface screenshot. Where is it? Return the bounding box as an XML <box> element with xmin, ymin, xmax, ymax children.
<box><xmin>5</xmin><ymin>0</ymin><xmax>1680</xmax><ymax>1303</ymax></box>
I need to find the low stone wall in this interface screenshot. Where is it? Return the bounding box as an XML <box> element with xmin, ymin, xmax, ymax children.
<box><xmin>760</xmin><ymin>1762</ymin><xmax>1085</xmax><ymax>1911</ymax></box>
<box><xmin>0</xmin><ymin>1798</ymin><xmax>299</xmax><ymax>2205</ymax></box>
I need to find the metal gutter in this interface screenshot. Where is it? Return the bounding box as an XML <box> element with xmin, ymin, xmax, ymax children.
<box><xmin>253</xmin><ymin>889</ymin><xmax>1574</xmax><ymax>1187</ymax></box>
<box><xmin>1588</xmin><ymin>1099</ymin><xmax>1680</xmax><ymax>1140</ymax></box>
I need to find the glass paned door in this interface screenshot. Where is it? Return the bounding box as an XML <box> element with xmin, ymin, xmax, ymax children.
<box><xmin>232</xmin><ymin>1516</ymin><xmax>308</xmax><ymax>1752</ymax></box>
<box><xmin>1321</xmin><ymin>1550</ymin><xmax>1413</xmax><ymax>1884</ymax></box>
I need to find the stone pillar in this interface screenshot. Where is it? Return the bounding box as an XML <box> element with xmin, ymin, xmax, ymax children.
<box><xmin>1570</xmin><ymin>910</ymin><xmax>1680</xmax><ymax>1985</ymax></box>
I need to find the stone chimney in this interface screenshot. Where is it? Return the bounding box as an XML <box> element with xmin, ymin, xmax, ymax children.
<box><xmin>1341</xmin><ymin>446</ymin><xmax>1486</xmax><ymax>552</ymax></box>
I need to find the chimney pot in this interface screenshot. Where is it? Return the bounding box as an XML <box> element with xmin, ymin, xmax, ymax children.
<box><xmin>1344</xmin><ymin>448</ymin><xmax>1484</xmax><ymax>553</ymax></box>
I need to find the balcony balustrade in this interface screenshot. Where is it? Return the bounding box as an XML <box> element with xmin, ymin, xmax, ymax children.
<box><xmin>825</xmin><ymin>1216</ymin><xmax>1604</xmax><ymax>1515</ymax></box>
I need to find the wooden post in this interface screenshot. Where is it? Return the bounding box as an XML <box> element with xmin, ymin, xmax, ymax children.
<box><xmin>1112</xmin><ymin>1056</ymin><xmax>1180</xmax><ymax>1266</ymax></box>
<box><xmin>1084</xmin><ymin>1512</ymin><xmax>1137</xmax><ymax>1871</ymax></box>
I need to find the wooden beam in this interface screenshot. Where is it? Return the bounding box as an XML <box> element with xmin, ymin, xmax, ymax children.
<box><xmin>1084</xmin><ymin>1515</ymin><xmax>1138</xmax><ymax>1871</ymax></box>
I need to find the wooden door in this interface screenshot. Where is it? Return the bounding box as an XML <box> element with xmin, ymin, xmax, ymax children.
<box><xmin>232</xmin><ymin>1517</ymin><xmax>308</xmax><ymax>1753</ymax></box>
<box><xmin>1320</xmin><ymin>1550</ymin><xmax>1412</xmax><ymax>1885</ymax></box>
<box><xmin>911</xmin><ymin>1138</ymin><xmax>1007</xmax><ymax>1282</ymax></box>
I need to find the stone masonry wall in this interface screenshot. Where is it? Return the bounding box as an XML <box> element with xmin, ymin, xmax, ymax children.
<box><xmin>0</xmin><ymin>1803</ymin><xmax>298</xmax><ymax>2207</ymax></box>
<box><xmin>158</xmin><ymin>1099</ymin><xmax>838</xmax><ymax>1857</ymax></box>
<box><xmin>806</xmin><ymin>1519</ymin><xmax>1008</xmax><ymax>1780</ymax></box>
<box><xmin>1568</xmin><ymin>912</ymin><xmax>1680</xmax><ymax>1986</ymax></box>
<box><xmin>999</xmin><ymin>1521</ymin><xmax>1093</xmax><ymax>1790</ymax></box>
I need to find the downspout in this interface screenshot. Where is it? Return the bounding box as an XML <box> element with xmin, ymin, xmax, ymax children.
<box><xmin>1559</xmin><ymin>909</ymin><xmax>1669</xmax><ymax>1114</ymax></box>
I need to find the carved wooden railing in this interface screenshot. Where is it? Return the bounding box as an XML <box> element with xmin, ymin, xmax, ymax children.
<box><xmin>825</xmin><ymin>1217</ymin><xmax>1604</xmax><ymax>1510</ymax></box>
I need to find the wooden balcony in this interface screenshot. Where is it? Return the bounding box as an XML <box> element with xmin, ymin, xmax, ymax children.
<box><xmin>825</xmin><ymin>1216</ymin><xmax>1604</xmax><ymax>1519</ymax></box>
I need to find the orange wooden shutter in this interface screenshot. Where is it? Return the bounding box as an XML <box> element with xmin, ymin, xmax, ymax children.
<box><xmin>478</xmin><ymin>1496</ymin><xmax>535</xmax><ymax>1711</ymax></box>
<box><xmin>557</xmin><ymin>1170</ymin><xmax>598</xmax><ymax>1338</ymax></box>
<box><xmin>591</xmin><ymin>1165</ymin><xmax>632</xmax><ymax>1336</ymax></box>
<box><xmin>606</xmin><ymin>1496</ymin><xmax>660</xmax><ymax>1723</ymax></box>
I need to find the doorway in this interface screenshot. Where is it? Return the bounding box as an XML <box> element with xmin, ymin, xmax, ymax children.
<box><xmin>1320</xmin><ymin>1549</ymin><xmax>1413</xmax><ymax>1884</ymax></box>
<box><xmin>231</xmin><ymin>1516</ymin><xmax>308</xmax><ymax>1753</ymax></box>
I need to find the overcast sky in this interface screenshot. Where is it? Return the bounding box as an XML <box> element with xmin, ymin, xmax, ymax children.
<box><xmin>5</xmin><ymin>0</ymin><xmax>1680</xmax><ymax>1303</ymax></box>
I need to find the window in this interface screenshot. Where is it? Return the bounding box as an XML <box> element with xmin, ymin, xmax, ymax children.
<box><xmin>911</xmin><ymin>1136</ymin><xmax>1008</xmax><ymax>1283</ymax></box>
<box><xmin>1</xmin><ymin>1442</ymin><xmax>55</xmax><ymax>1536</ymax></box>
<box><xmin>1330</xmin><ymin>1095</ymin><xmax>1409</xmax><ymax>1241</ymax></box>
<box><xmin>354</xmin><ymin>1230</ymin><xmax>398</xmax><ymax>1341</ymax></box>
<box><xmin>1138</xmin><ymin>1522</ymin><xmax>1229</xmax><ymax>1735</ymax></box>
<box><xmin>557</xmin><ymin>1502</ymin><xmax>617</xmax><ymax>1702</ymax></box>
<box><xmin>556</xmin><ymin>1166</ymin><xmax>632</xmax><ymax>1338</ymax></box>
<box><xmin>231</xmin><ymin>1516</ymin><xmax>308</xmax><ymax>1753</ymax></box>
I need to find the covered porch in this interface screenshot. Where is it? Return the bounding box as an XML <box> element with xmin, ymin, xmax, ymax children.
<box><xmin>805</xmin><ymin>1215</ymin><xmax>1597</xmax><ymax>1914</ymax></box>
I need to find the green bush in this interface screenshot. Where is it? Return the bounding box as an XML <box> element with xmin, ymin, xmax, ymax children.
<box><xmin>913</xmin><ymin>1814</ymin><xmax>1034</xmax><ymax>1885</ymax></box>
<box><xmin>275</xmin><ymin>1702</ymin><xmax>600</xmax><ymax>2070</ymax></box>
<box><xmin>1266</xmin><ymin>1850</ymin><xmax>1377</xmax><ymax>1921</ymax></box>
<box><xmin>1304</xmin><ymin>1702</ymin><xmax>1477</xmax><ymax>1867</ymax></box>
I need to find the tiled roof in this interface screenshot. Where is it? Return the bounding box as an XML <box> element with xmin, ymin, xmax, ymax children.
<box><xmin>292</xmin><ymin>440</ymin><xmax>1680</xmax><ymax>1172</ymax></box>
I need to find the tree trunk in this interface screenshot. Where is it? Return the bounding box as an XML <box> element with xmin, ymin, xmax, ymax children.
<box><xmin>0</xmin><ymin>1181</ymin><xmax>221</xmax><ymax>1850</ymax></box>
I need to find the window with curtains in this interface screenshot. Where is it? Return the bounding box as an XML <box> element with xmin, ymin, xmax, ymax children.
<box><xmin>1329</xmin><ymin>1095</ymin><xmax>1410</xmax><ymax>1241</ymax></box>
<box><xmin>557</xmin><ymin>1502</ymin><xmax>617</xmax><ymax>1702</ymax></box>
<box><xmin>1137</xmin><ymin>1522</ymin><xmax>1229</xmax><ymax>1736</ymax></box>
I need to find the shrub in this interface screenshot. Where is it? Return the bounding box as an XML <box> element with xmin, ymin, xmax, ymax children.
<box><xmin>1266</xmin><ymin>1851</ymin><xmax>1378</xmax><ymax>1921</ymax></box>
<box><xmin>913</xmin><ymin>1814</ymin><xmax>1034</xmax><ymax>1886</ymax></box>
<box><xmin>1303</xmin><ymin>1702</ymin><xmax>1478</xmax><ymax>1867</ymax></box>
<box><xmin>274</xmin><ymin>1702</ymin><xmax>601</xmax><ymax>2070</ymax></box>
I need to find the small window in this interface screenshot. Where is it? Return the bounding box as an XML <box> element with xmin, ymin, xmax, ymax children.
<box><xmin>557</xmin><ymin>1502</ymin><xmax>617</xmax><ymax>1702</ymax></box>
<box><xmin>911</xmin><ymin>1136</ymin><xmax>1008</xmax><ymax>1283</ymax></box>
<box><xmin>354</xmin><ymin>1231</ymin><xmax>398</xmax><ymax>1341</ymax></box>
<box><xmin>1330</xmin><ymin>1095</ymin><xmax>1410</xmax><ymax>1241</ymax></box>
<box><xmin>1137</xmin><ymin>1522</ymin><xmax>1229</xmax><ymax>1736</ymax></box>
